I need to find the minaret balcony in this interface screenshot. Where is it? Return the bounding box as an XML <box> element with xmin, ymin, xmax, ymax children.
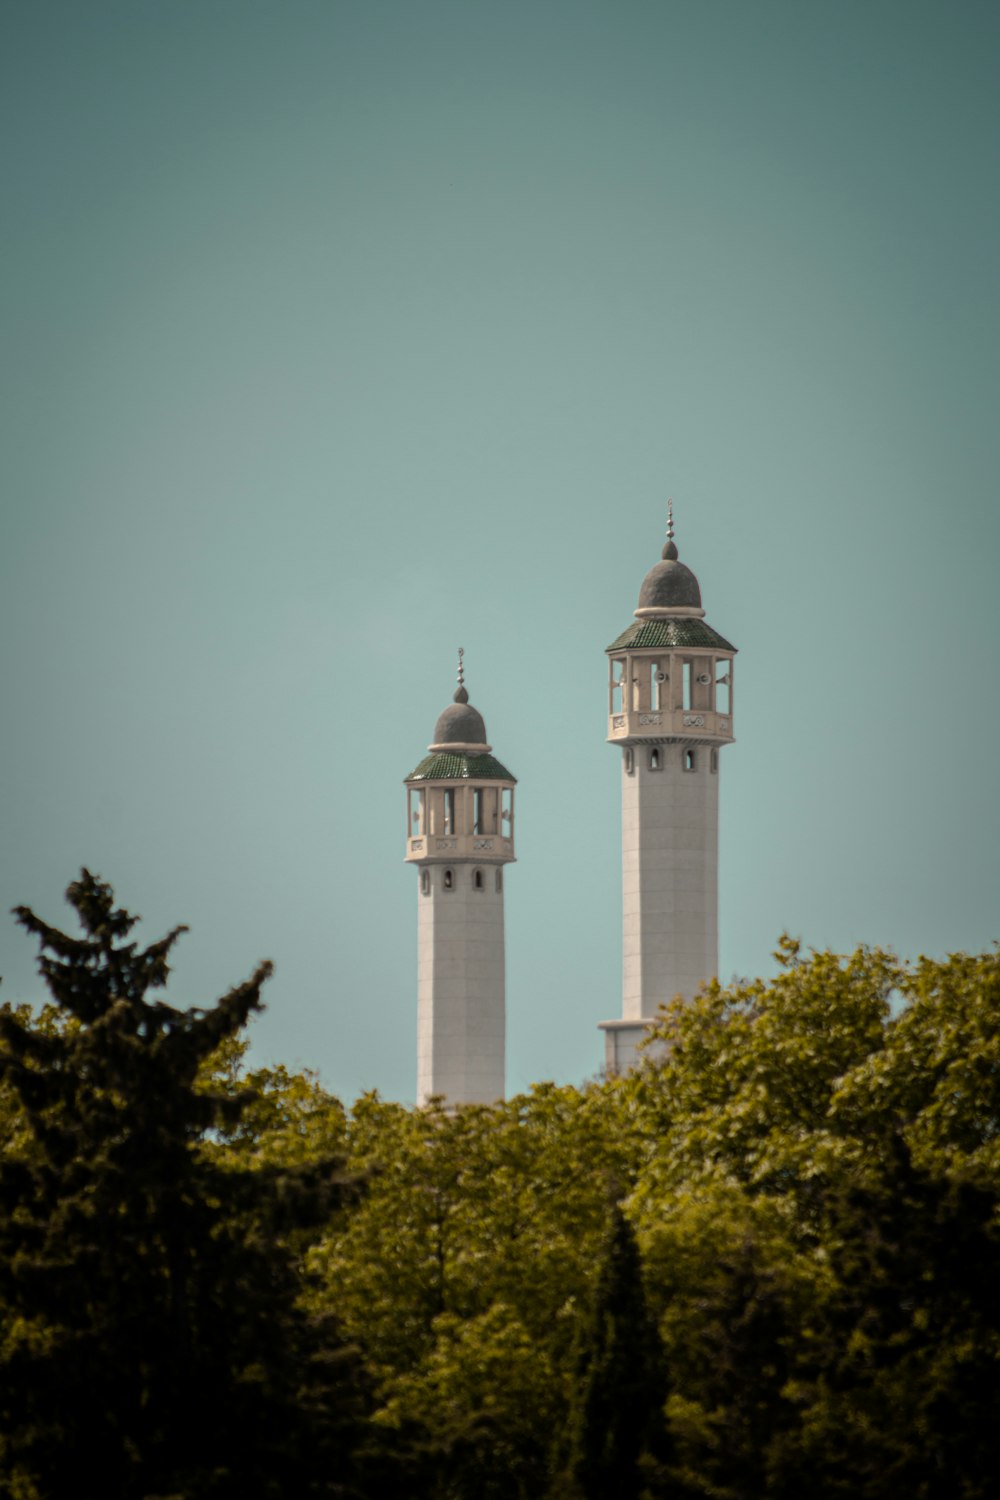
<box><xmin>607</xmin><ymin>706</ymin><xmax>734</xmax><ymax>743</ymax></box>
<box><xmin>406</xmin><ymin>833</ymin><xmax>515</xmax><ymax>864</ymax></box>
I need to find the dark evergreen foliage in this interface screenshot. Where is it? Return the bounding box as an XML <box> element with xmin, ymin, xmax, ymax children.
<box><xmin>569</xmin><ymin>1206</ymin><xmax>670</xmax><ymax>1500</ymax></box>
<box><xmin>0</xmin><ymin>871</ymin><xmax>367</xmax><ymax>1499</ymax></box>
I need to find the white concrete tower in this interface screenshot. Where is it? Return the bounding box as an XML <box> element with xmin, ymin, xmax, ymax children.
<box><xmin>599</xmin><ymin>507</ymin><xmax>737</xmax><ymax>1072</ymax></box>
<box><xmin>404</xmin><ymin>652</ymin><xmax>517</xmax><ymax>1105</ymax></box>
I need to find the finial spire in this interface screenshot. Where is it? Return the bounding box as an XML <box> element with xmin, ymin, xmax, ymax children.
<box><xmin>454</xmin><ymin>646</ymin><xmax>469</xmax><ymax>703</ymax></box>
<box><xmin>662</xmin><ymin>499</ymin><xmax>678</xmax><ymax>561</ymax></box>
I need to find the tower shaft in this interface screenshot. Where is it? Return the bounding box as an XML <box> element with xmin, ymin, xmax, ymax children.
<box><xmin>622</xmin><ymin>741</ymin><xmax>719</xmax><ymax>1020</ymax></box>
<box><xmin>417</xmin><ymin>862</ymin><xmax>506</xmax><ymax>1104</ymax></box>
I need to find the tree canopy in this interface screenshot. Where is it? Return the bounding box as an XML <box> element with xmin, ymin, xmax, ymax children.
<box><xmin>2</xmin><ymin>874</ymin><xmax>997</xmax><ymax>1499</ymax></box>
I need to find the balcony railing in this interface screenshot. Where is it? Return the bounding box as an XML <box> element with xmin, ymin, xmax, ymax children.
<box><xmin>607</xmin><ymin>707</ymin><xmax>733</xmax><ymax>742</ymax></box>
<box><xmin>406</xmin><ymin>834</ymin><xmax>515</xmax><ymax>862</ymax></box>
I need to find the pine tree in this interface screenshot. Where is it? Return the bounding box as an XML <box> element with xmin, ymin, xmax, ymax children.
<box><xmin>0</xmin><ymin>871</ymin><xmax>367</xmax><ymax>1499</ymax></box>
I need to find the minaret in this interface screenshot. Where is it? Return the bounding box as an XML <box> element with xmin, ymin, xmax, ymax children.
<box><xmin>599</xmin><ymin>506</ymin><xmax>737</xmax><ymax>1072</ymax></box>
<box><xmin>404</xmin><ymin>652</ymin><xmax>517</xmax><ymax>1105</ymax></box>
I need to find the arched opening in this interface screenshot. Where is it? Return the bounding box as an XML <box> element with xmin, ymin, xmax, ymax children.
<box><xmin>495</xmin><ymin>868</ymin><xmax>503</xmax><ymax>893</ymax></box>
<box><xmin>684</xmin><ymin>748</ymin><xmax>696</xmax><ymax>772</ymax></box>
<box><xmin>473</xmin><ymin>869</ymin><xmax>484</xmax><ymax>891</ymax></box>
<box><xmin>710</xmin><ymin>749</ymin><xmax>718</xmax><ymax>774</ymax></box>
<box><xmin>443</xmin><ymin>868</ymin><xmax>454</xmax><ymax>890</ymax></box>
<box><xmin>649</xmin><ymin>747</ymin><xmax>661</xmax><ymax>771</ymax></box>
<box><xmin>420</xmin><ymin>869</ymin><xmax>431</xmax><ymax>895</ymax></box>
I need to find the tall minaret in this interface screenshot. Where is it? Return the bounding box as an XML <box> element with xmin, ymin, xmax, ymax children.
<box><xmin>599</xmin><ymin>506</ymin><xmax>737</xmax><ymax>1073</ymax></box>
<box><xmin>404</xmin><ymin>652</ymin><xmax>517</xmax><ymax>1105</ymax></box>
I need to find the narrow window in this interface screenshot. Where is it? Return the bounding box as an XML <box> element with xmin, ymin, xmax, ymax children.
<box><xmin>444</xmin><ymin>789</ymin><xmax>455</xmax><ymax>835</ymax></box>
<box><xmin>474</xmin><ymin>788</ymin><xmax>497</xmax><ymax>834</ymax></box>
<box><xmin>495</xmin><ymin>868</ymin><xmax>503</xmax><ymax>893</ymax></box>
<box><xmin>649</xmin><ymin>747</ymin><xmax>661</xmax><ymax>771</ymax></box>
<box><xmin>420</xmin><ymin>869</ymin><xmax>431</xmax><ymax>895</ymax></box>
<box><xmin>473</xmin><ymin>869</ymin><xmax>484</xmax><ymax>890</ymax></box>
<box><xmin>716</xmin><ymin>666</ymin><xmax>731</xmax><ymax>715</ymax></box>
<box><xmin>624</xmin><ymin>748</ymin><xmax>634</xmax><ymax>775</ymax></box>
<box><xmin>684</xmin><ymin>748</ymin><xmax>696</xmax><ymax>772</ymax></box>
<box><xmin>710</xmin><ymin>749</ymin><xmax>718</xmax><ymax>774</ymax></box>
<box><xmin>443</xmin><ymin>868</ymin><xmax>454</xmax><ymax>890</ymax></box>
<box><xmin>683</xmin><ymin>661</ymin><xmax>692</xmax><ymax>710</ymax></box>
<box><xmin>610</xmin><ymin>659</ymin><xmax>624</xmax><ymax>715</ymax></box>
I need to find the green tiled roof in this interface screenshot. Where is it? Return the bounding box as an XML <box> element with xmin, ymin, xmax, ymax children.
<box><xmin>405</xmin><ymin>752</ymin><xmax>517</xmax><ymax>783</ymax></box>
<box><xmin>606</xmin><ymin>618</ymin><xmax>737</xmax><ymax>653</ymax></box>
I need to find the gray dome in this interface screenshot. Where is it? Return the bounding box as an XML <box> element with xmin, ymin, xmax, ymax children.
<box><xmin>637</xmin><ymin>532</ymin><xmax>702</xmax><ymax>610</ymax></box>
<box><xmin>638</xmin><ymin>558</ymin><xmax>702</xmax><ymax>610</ymax></box>
<box><xmin>433</xmin><ymin>697</ymin><xmax>487</xmax><ymax>746</ymax></box>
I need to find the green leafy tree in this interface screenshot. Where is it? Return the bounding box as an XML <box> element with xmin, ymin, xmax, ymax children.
<box><xmin>828</xmin><ymin>948</ymin><xmax>1000</xmax><ymax>1184</ymax></box>
<box><xmin>0</xmin><ymin>871</ymin><xmax>367</xmax><ymax>1500</ymax></box>
<box><xmin>783</xmin><ymin>1136</ymin><xmax>1000</xmax><ymax>1500</ymax></box>
<box><xmin>374</xmin><ymin>1301</ymin><xmax>560</xmax><ymax>1500</ymax></box>
<box><xmin>628</xmin><ymin>941</ymin><xmax>1000</xmax><ymax>1498</ymax></box>
<box><xmin>631</xmin><ymin>937</ymin><xmax>900</xmax><ymax>1203</ymax></box>
<box><xmin>310</xmin><ymin>1083</ymin><xmax>640</xmax><ymax>1498</ymax></box>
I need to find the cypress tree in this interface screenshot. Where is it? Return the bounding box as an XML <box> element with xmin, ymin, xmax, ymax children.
<box><xmin>0</xmin><ymin>871</ymin><xmax>367</xmax><ymax>1499</ymax></box>
<box><xmin>568</xmin><ymin>1205</ymin><xmax>670</xmax><ymax>1500</ymax></box>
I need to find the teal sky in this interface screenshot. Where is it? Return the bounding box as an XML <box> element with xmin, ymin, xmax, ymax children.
<box><xmin>2</xmin><ymin>0</ymin><xmax>998</xmax><ymax>1101</ymax></box>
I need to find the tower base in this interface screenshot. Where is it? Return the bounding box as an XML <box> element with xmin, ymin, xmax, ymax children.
<box><xmin>598</xmin><ymin>1017</ymin><xmax>667</xmax><ymax>1075</ymax></box>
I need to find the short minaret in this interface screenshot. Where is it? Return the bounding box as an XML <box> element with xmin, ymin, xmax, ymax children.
<box><xmin>599</xmin><ymin>506</ymin><xmax>737</xmax><ymax>1073</ymax></box>
<box><xmin>404</xmin><ymin>652</ymin><xmax>517</xmax><ymax>1106</ymax></box>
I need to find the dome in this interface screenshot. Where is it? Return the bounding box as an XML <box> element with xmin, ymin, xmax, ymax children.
<box><xmin>426</xmin><ymin>653</ymin><xmax>491</xmax><ymax>750</ymax></box>
<box><xmin>637</xmin><ymin>555</ymin><xmax>702</xmax><ymax>610</ymax></box>
<box><xmin>432</xmin><ymin>696</ymin><xmax>488</xmax><ymax>747</ymax></box>
<box><xmin>636</xmin><ymin>512</ymin><xmax>703</xmax><ymax>610</ymax></box>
